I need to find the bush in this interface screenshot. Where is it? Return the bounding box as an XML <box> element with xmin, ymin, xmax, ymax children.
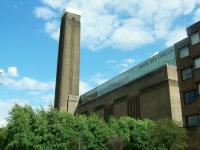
<box><xmin>0</xmin><ymin>105</ymin><xmax>187</xmax><ymax>150</ymax></box>
<box><xmin>150</xmin><ymin>119</ymin><xmax>187</xmax><ymax>150</ymax></box>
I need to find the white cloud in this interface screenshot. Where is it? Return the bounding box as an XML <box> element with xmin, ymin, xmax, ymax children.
<box><xmin>108</xmin><ymin>58</ymin><xmax>136</xmax><ymax>73</ymax></box>
<box><xmin>0</xmin><ymin>66</ymin><xmax>18</xmax><ymax>78</ymax></box>
<box><xmin>41</xmin><ymin>0</ymin><xmax>67</xmax><ymax>9</ymax></box>
<box><xmin>0</xmin><ymin>67</ymin><xmax>56</xmax><ymax>127</ymax></box>
<box><xmin>166</xmin><ymin>28</ymin><xmax>187</xmax><ymax>47</ymax></box>
<box><xmin>124</xmin><ymin>58</ymin><xmax>135</xmax><ymax>64</ymax></box>
<box><xmin>0</xmin><ymin>69</ymin><xmax>4</xmax><ymax>76</ymax></box>
<box><xmin>1</xmin><ymin>77</ymin><xmax>55</xmax><ymax>91</ymax></box>
<box><xmin>34</xmin><ymin>7</ymin><xmax>56</xmax><ymax>20</ymax></box>
<box><xmin>7</xmin><ymin>67</ymin><xmax>18</xmax><ymax>77</ymax></box>
<box><xmin>109</xmin><ymin>19</ymin><xmax>154</xmax><ymax>50</ymax></box>
<box><xmin>193</xmin><ymin>8</ymin><xmax>200</xmax><ymax>22</ymax></box>
<box><xmin>106</xmin><ymin>60</ymin><xmax>116</xmax><ymax>64</ymax></box>
<box><xmin>40</xmin><ymin>94</ymin><xmax>54</xmax><ymax>103</ymax></box>
<box><xmin>79</xmin><ymin>80</ymin><xmax>92</xmax><ymax>95</ymax></box>
<box><xmin>0</xmin><ymin>99</ymin><xmax>28</xmax><ymax>127</ymax></box>
<box><xmin>45</xmin><ymin>21</ymin><xmax>60</xmax><ymax>41</ymax></box>
<box><xmin>0</xmin><ymin>97</ymin><xmax>53</xmax><ymax>127</ymax></box>
<box><xmin>0</xmin><ymin>67</ymin><xmax>55</xmax><ymax>92</ymax></box>
<box><xmin>90</xmin><ymin>73</ymin><xmax>109</xmax><ymax>85</ymax></box>
<box><xmin>34</xmin><ymin>0</ymin><xmax>200</xmax><ymax>51</ymax></box>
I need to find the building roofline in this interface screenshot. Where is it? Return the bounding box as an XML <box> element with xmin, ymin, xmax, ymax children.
<box><xmin>79</xmin><ymin>64</ymin><xmax>177</xmax><ymax>106</ymax></box>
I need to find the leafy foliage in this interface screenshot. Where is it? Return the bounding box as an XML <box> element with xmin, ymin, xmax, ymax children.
<box><xmin>0</xmin><ymin>105</ymin><xmax>187</xmax><ymax>150</ymax></box>
<box><xmin>150</xmin><ymin>119</ymin><xmax>187</xmax><ymax>150</ymax></box>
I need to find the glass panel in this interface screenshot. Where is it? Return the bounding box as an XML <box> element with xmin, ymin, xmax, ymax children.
<box><xmin>80</xmin><ymin>47</ymin><xmax>176</xmax><ymax>103</ymax></box>
<box><xmin>191</xmin><ymin>32</ymin><xmax>200</xmax><ymax>45</ymax></box>
<box><xmin>198</xmin><ymin>83</ymin><xmax>200</xmax><ymax>95</ymax></box>
<box><xmin>187</xmin><ymin>115</ymin><xmax>198</xmax><ymax>127</ymax></box>
<box><xmin>179</xmin><ymin>47</ymin><xmax>189</xmax><ymax>58</ymax></box>
<box><xmin>194</xmin><ymin>57</ymin><xmax>200</xmax><ymax>69</ymax></box>
<box><xmin>184</xmin><ymin>90</ymin><xmax>196</xmax><ymax>104</ymax></box>
<box><xmin>182</xmin><ymin>68</ymin><xmax>192</xmax><ymax>80</ymax></box>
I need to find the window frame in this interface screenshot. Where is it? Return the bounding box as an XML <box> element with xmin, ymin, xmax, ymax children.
<box><xmin>186</xmin><ymin>114</ymin><xmax>200</xmax><ymax>127</ymax></box>
<box><xmin>191</xmin><ymin>32</ymin><xmax>200</xmax><ymax>45</ymax></box>
<box><xmin>179</xmin><ymin>46</ymin><xmax>189</xmax><ymax>59</ymax></box>
<box><xmin>183</xmin><ymin>90</ymin><xmax>196</xmax><ymax>104</ymax></box>
<box><xmin>194</xmin><ymin>57</ymin><xmax>200</xmax><ymax>69</ymax></box>
<box><xmin>181</xmin><ymin>67</ymin><xmax>193</xmax><ymax>81</ymax></box>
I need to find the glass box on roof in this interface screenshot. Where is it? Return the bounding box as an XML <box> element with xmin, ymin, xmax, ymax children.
<box><xmin>80</xmin><ymin>46</ymin><xmax>176</xmax><ymax>104</ymax></box>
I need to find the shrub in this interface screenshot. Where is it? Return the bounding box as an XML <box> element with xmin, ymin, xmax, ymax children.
<box><xmin>0</xmin><ymin>105</ymin><xmax>187</xmax><ymax>150</ymax></box>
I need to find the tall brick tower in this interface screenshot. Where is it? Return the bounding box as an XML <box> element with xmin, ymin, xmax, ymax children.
<box><xmin>54</xmin><ymin>9</ymin><xmax>81</xmax><ymax>113</ymax></box>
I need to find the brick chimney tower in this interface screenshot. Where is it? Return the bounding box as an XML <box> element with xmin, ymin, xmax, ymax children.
<box><xmin>54</xmin><ymin>8</ymin><xmax>81</xmax><ymax>113</ymax></box>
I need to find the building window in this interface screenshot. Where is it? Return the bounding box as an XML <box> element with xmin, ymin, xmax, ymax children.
<box><xmin>191</xmin><ymin>32</ymin><xmax>200</xmax><ymax>45</ymax></box>
<box><xmin>182</xmin><ymin>68</ymin><xmax>192</xmax><ymax>80</ymax></box>
<box><xmin>198</xmin><ymin>83</ymin><xmax>200</xmax><ymax>95</ymax></box>
<box><xmin>194</xmin><ymin>57</ymin><xmax>200</xmax><ymax>69</ymax></box>
<box><xmin>184</xmin><ymin>90</ymin><xmax>196</xmax><ymax>104</ymax></box>
<box><xmin>187</xmin><ymin>115</ymin><xmax>200</xmax><ymax>127</ymax></box>
<box><xmin>179</xmin><ymin>47</ymin><xmax>189</xmax><ymax>58</ymax></box>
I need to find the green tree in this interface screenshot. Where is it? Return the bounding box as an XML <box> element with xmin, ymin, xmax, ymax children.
<box><xmin>108</xmin><ymin>117</ymin><xmax>155</xmax><ymax>150</ymax></box>
<box><xmin>82</xmin><ymin>114</ymin><xmax>111</xmax><ymax>150</ymax></box>
<box><xmin>0</xmin><ymin>105</ymin><xmax>187</xmax><ymax>150</ymax></box>
<box><xmin>150</xmin><ymin>119</ymin><xmax>187</xmax><ymax>150</ymax></box>
<box><xmin>125</xmin><ymin>119</ymin><xmax>154</xmax><ymax>150</ymax></box>
<box><xmin>4</xmin><ymin>104</ymin><xmax>35</xmax><ymax>150</ymax></box>
<box><xmin>0</xmin><ymin>127</ymin><xmax>8</xmax><ymax>148</ymax></box>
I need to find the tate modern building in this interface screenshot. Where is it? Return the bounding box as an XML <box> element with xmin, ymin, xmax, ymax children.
<box><xmin>54</xmin><ymin>10</ymin><xmax>200</xmax><ymax>149</ymax></box>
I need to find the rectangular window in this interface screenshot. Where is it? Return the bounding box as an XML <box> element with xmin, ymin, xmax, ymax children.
<box><xmin>179</xmin><ymin>47</ymin><xmax>189</xmax><ymax>58</ymax></box>
<box><xmin>187</xmin><ymin>115</ymin><xmax>199</xmax><ymax>127</ymax></box>
<box><xmin>184</xmin><ymin>90</ymin><xmax>196</xmax><ymax>104</ymax></box>
<box><xmin>182</xmin><ymin>68</ymin><xmax>192</xmax><ymax>80</ymax></box>
<box><xmin>194</xmin><ymin>57</ymin><xmax>200</xmax><ymax>69</ymax></box>
<box><xmin>198</xmin><ymin>83</ymin><xmax>200</xmax><ymax>95</ymax></box>
<box><xmin>191</xmin><ymin>32</ymin><xmax>200</xmax><ymax>45</ymax></box>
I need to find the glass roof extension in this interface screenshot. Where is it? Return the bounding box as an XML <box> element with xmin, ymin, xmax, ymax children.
<box><xmin>80</xmin><ymin>46</ymin><xmax>176</xmax><ymax>104</ymax></box>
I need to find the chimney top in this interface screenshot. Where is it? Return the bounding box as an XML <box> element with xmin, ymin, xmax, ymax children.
<box><xmin>65</xmin><ymin>7</ymin><xmax>82</xmax><ymax>16</ymax></box>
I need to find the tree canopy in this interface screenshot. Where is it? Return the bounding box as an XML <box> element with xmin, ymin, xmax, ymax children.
<box><xmin>0</xmin><ymin>105</ymin><xmax>187</xmax><ymax>150</ymax></box>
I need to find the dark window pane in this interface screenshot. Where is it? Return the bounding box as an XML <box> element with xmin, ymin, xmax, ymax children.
<box><xmin>179</xmin><ymin>47</ymin><xmax>189</xmax><ymax>58</ymax></box>
<box><xmin>182</xmin><ymin>68</ymin><xmax>192</xmax><ymax>80</ymax></box>
<box><xmin>198</xmin><ymin>83</ymin><xmax>200</xmax><ymax>95</ymax></box>
<box><xmin>184</xmin><ymin>91</ymin><xmax>196</xmax><ymax>104</ymax></box>
<box><xmin>187</xmin><ymin>115</ymin><xmax>199</xmax><ymax>127</ymax></box>
<box><xmin>191</xmin><ymin>32</ymin><xmax>200</xmax><ymax>45</ymax></box>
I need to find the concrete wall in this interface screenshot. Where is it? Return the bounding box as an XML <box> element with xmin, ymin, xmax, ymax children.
<box><xmin>77</xmin><ymin>65</ymin><xmax>182</xmax><ymax>123</ymax></box>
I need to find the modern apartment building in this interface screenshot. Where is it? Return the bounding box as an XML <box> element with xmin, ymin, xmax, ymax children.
<box><xmin>174</xmin><ymin>21</ymin><xmax>200</xmax><ymax>149</ymax></box>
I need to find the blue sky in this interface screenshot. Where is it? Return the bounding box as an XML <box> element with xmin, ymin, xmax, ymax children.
<box><xmin>0</xmin><ymin>0</ymin><xmax>200</xmax><ymax>126</ymax></box>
